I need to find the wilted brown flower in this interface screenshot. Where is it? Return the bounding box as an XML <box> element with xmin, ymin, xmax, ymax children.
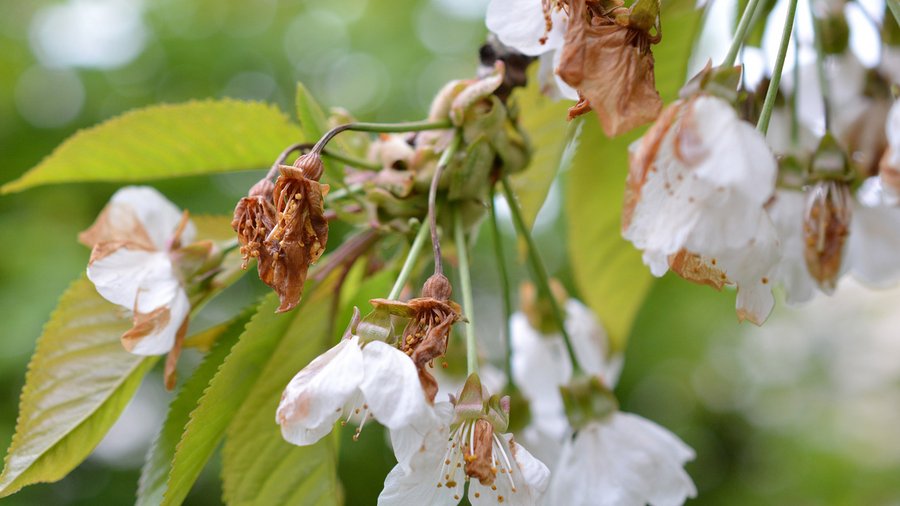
<box><xmin>369</xmin><ymin>273</ymin><xmax>463</xmax><ymax>402</ymax></box>
<box><xmin>263</xmin><ymin>153</ymin><xmax>330</xmax><ymax>313</ymax></box>
<box><xmin>232</xmin><ymin>178</ymin><xmax>277</xmax><ymax>275</ymax></box>
<box><xmin>803</xmin><ymin>180</ymin><xmax>851</xmax><ymax>293</ymax></box>
<box><xmin>557</xmin><ymin>0</ymin><xmax>662</xmax><ymax>136</ymax></box>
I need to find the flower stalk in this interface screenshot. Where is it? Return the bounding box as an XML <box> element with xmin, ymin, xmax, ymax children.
<box><xmin>757</xmin><ymin>0</ymin><xmax>799</xmax><ymax>134</ymax></box>
<box><xmin>889</xmin><ymin>0</ymin><xmax>900</xmax><ymax>28</ymax></box>
<box><xmin>453</xmin><ymin>206</ymin><xmax>478</xmax><ymax>375</ymax></box>
<box><xmin>428</xmin><ymin>133</ymin><xmax>462</xmax><ymax>276</ymax></box>
<box><xmin>489</xmin><ymin>185</ymin><xmax>514</xmax><ymax>386</ymax></box>
<box><xmin>722</xmin><ymin>0</ymin><xmax>765</xmax><ymax>67</ymax></box>
<box><xmin>311</xmin><ymin>119</ymin><xmax>453</xmax><ymax>155</ymax></box>
<box><xmin>388</xmin><ymin>221</ymin><xmax>432</xmax><ymax>300</ymax></box>
<box><xmin>500</xmin><ymin>175</ymin><xmax>583</xmax><ymax>375</ymax></box>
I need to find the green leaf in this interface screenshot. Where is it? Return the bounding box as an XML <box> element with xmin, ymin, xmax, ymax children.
<box><xmin>221</xmin><ymin>276</ymin><xmax>341</xmax><ymax>506</ymax></box>
<box><xmin>2</xmin><ymin>100</ymin><xmax>304</xmax><ymax>194</ymax></box>
<box><xmin>0</xmin><ymin>278</ymin><xmax>158</xmax><ymax>497</ymax></box>
<box><xmin>565</xmin><ymin>0</ymin><xmax>702</xmax><ymax>351</ymax></box>
<box><xmin>508</xmin><ymin>72</ymin><xmax>574</xmax><ymax>227</ymax></box>
<box><xmin>136</xmin><ymin>308</ymin><xmax>252</xmax><ymax>506</ymax></box>
<box><xmin>160</xmin><ymin>292</ymin><xmax>293</xmax><ymax>506</ymax></box>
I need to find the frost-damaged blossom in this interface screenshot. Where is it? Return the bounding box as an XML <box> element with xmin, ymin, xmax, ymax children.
<box><xmin>370</xmin><ymin>274</ymin><xmax>464</xmax><ymax>403</ymax></box>
<box><xmin>233</xmin><ymin>152</ymin><xmax>330</xmax><ymax>313</ymax></box>
<box><xmin>622</xmin><ymin>94</ymin><xmax>780</xmax><ymax>324</ymax></box>
<box><xmin>485</xmin><ymin>0</ymin><xmax>577</xmax><ymax>99</ymax></box>
<box><xmin>276</xmin><ymin>308</ymin><xmax>432</xmax><ymax>446</ymax></box>
<box><xmin>379</xmin><ymin>374</ymin><xmax>550</xmax><ymax>505</ymax></box>
<box><xmin>556</xmin><ymin>0</ymin><xmax>662</xmax><ymax>136</ymax></box>
<box><xmin>486</xmin><ymin>0</ymin><xmax>662</xmax><ymax>136</ymax></box>
<box><xmin>80</xmin><ymin>186</ymin><xmax>212</xmax><ymax>389</ymax></box>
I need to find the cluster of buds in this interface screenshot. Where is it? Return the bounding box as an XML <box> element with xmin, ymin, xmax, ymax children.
<box><xmin>232</xmin><ymin>152</ymin><xmax>330</xmax><ymax>312</ymax></box>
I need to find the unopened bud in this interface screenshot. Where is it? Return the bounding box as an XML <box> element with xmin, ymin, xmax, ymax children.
<box><xmin>422</xmin><ymin>273</ymin><xmax>453</xmax><ymax>301</ymax></box>
<box><xmin>292</xmin><ymin>152</ymin><xmax>325</xmax><ymax>181</ymax></box>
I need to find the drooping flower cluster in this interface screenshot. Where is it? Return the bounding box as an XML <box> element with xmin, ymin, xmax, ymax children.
<box><xmin>80</xmin><ymin>186</ymin><xmax>220</xmax><ymax>388</ymax></box>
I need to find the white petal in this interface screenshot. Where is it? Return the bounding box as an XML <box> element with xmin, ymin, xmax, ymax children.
<box><xmin>536</xmin><ymin>51</ymin><xmax>578</xmax><ymax>101</ymax></box>
<box><xmin>130</xmin><ymin>288</ymin><xmax>190</xmax><ymax>355</ymax></box>
<box><xmin>109</xmin><ymin>186</ymin><xmax>195</xmax><ymax>249</ymax></box>
<box><xmin>360</xmin><ymin>341</ymin><xmax>430</xmax><ymax>430</ymax></box>
<box><xmin>564</xmin><ymin>299</ymin><xmax>615</xmax><ymax>385</ymax></box>
<box><xmin>468</xmin><ymin>434</ymin><xmax>549</xmax><ymax>505</ymax></box>
<box><xmin>388</xmin><ymin>402</ymin><xmax>454</xmax><ymax>473</ymax></box>
<box><xmin>88</xmin><ymin>249</ymin><xmax>175</xmax><ymax>310</ymax></box>
<box><xmin>486</xmin><ymin>0</ymin><xmax>567</xmax><ymax>55</ymax></box>
<box><xmin>511</xmin><ymin>312</ymin><xmax>571</xmax><ymax>436</ymax></box>
<box><xmin>276</xmin><ymin>337</ymin><xmax>365</xmax><ymax>446</ymax></box>
<box><xmin>546</xmin><ymin>415</ymin><xmax>696</xmax><ymax>506</ymax></box>
<box><xmin>379</xmin><ymin>403</ymin><xmax>459</xmax><ymax>506</ymax></box>
<box><xmin>847</xmin><ymin>198</ymin><xmax>900</xmax><ymax>287</ymax></box>
<box><xmin>768</xmin><ymin>190</ymin><xmax>818</xmax><ymax>305</ymax></box>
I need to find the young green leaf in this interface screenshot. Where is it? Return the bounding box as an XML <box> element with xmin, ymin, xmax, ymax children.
<box><xmin>159</xmin><ymin>292</ymin><xmax>291</xmax><ymax>506</ymax></box>
<box><xmin>565</xmin><ymin>0</ymin><xmax>702</xmax><ymax>351</ymax></box>
<box><xmin>507</xmin><ymin>73</ymin><xmax>575</xmax><ymax>227</ymax></box>
<box><xmin>0</xmin><ymin>278</ymin><xmax>158</xmax><ymax>498</ymax></box>
<box><xmin>2</xmin><ymin>100</ymin><xmax>304</xmax><ymax>194</ymax></box>
<box><xmin>221</xmin><ymin>275</ymin><xmax>342</xmax><ymax>506</ymax></box>
<box><xmin>136</xmin><ymin>308</ymin><xmax>253</xmax><ymax>506</ymax></box>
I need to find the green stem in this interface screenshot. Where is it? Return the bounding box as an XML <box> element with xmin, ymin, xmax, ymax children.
<box><xmin>322</xmin><ymin>148</ymin><xmax>381</xmax><ymax>171</ymax></box>
<box><xmin>489</xmin><ymin>185</ymin><xmax>514</xmax><ymax>386</ymax></box>
<box><xmin>387</xmin><ymin>221</ymin><xmax>431</xmax><ymax>300</ymax></box>
<box><xmin>888</xmin><ymin>0</ymin><xmax>900</xmax><ymax>27</ymax></box>
<box><xmin>325</xmin><ymin>183</ymin><xmax>364</xmax><ymax>203</ymax></box>
<box><xmin>500</xmin><ymin>175</ymin><xmax>582</xmax><ymax>375</ymax></box>
<box><xmin>757</xmin><ymin>0</ymin><xmax>798</xmax><ymax>134</ymax></box>
<box><xmin>454</xmin><ymin>207</ymin><xmax>478</xmax><ymax>375</ymax></box>
<box><xmin>312</xmin><ymin>119</ymin><xmax>453</xmax><ymax>154</ymax></box>
<box><xmin>428</xmin><ymin>133</ymin><xmax>462</xmax><ymax>276</ymax></box>
<box><xmin>722</xmin><ymin>0</ymin><xmax>765</xmax><ymax>67</ymax></box>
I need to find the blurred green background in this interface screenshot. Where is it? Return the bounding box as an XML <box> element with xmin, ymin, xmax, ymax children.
<box><xmin>1</xmin><ymin>0</ymin><xmax>899</xmax><ymax>504</ymax></box>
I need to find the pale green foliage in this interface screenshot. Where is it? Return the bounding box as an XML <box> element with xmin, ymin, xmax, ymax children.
<box><xmin>136</xmin><ymin>310</ymin><xmax>251</xmax><ymax>506</ymax></box>
<box><xmin>159</xmin><ymin>293</ymin><xmax>299</xmax><ymax>506</ymax></box>
<box><xmin>222</xmin><ymin>276</ymin><xmax>342</xmax><ymax>506</ymax></box>
<box><xmin>507</xmin><ymin>76</ymin><xmax>576</xmax><ymax>227</ymax></box>
<box><xmin>566</xmin><ymin>0</ymin><xmax>702</xmax><ymax>350</ymax></box>
<box><xmin>0</xmin><ymin>278</ymin><xmax>158</xmax><ymax>497</ymax></box>
<box><xmin>2</xmin><ymin>100</ymin><xmax>303</xmax><ymax>194</ymax></box>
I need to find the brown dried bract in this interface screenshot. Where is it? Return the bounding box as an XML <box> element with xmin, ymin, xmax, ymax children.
<box><xmin>464</xmin><ymin>419</ymin><xmax>496</xmax><ymax>486</ymax></box>
<box><xmin>263</xmin><ymin>153</ymin><xmax>330</xmax><ymax>313</ymax></box>
<box><xmin>557</xmin><ymin>0</ymin><xmax>662</xmax><ymax>136</ymax></box>
<box><xmin>803</xmin><ymin>180</ymin><xmax>851</xmax><ymax>293</ymax></box>
<box><xmin>370</xmin><ymin>274</ymin><xmax>463</xmax><ymax>402</ymax></box>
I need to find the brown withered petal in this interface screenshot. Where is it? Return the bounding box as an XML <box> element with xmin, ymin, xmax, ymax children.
<box><xmin>164</xmin><ymin>317</ymin><xmax>189</xmax><ymax>391</ymax></box>
<box><xmin>232</xmin><ymin>195</ymin><xmax>277</xmax><ymax>271</ymax></box>
<box><xmin>264</xmin><ymin>156</ymin><xmax>330</xmax><ymax>313</ymax></box>
<box><xmin>803</xmin><ymin>180</ymin><xmax>851</xmax><ymax>293</ymax></box>
<box><xmin>557</xmin><ymin>1</ymin><xmax>662</xmax><ymax>136</ymax></box>
<box><xmin>464</xmin><ymin>419</ymin><xmax>497</xmax><ymax>486</ymax></box>
<box><xmin>668</xmin><ymin>250</ymin><xmax>728</xmax><ymax>290</ymax></box>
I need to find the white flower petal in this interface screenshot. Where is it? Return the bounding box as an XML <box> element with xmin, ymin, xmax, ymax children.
<box><xmin>380</xmin><ymin>403</ymin><xmax>459</xmax><ymax>506</ymax></box>
<box><xmin>129</xmin><ymin>288</ymin><xmax>190</xmax><ymax>355</ymax></box>
<box><xmin>388</xmin><ymin>402</ymin><xmax>453</xmax><ymax>473</ymax></box>
<box><xmin>360</xmin><ymin>341</ymin><xmax>430</xmax><ymax>430</ymax></box>
<box><xmin>511</xmin><ymin>312</ymin><xmax>571</xmax><ymax>436</ymax></box>
<box><xmin>536</xmin><ymin>51</ymin><xmax>579</xmax><ymax>101</ymax></box>
<box><xmin>769</xmin><ymin>190</ymin><xmax>818</xmax><ymax>305</ymax></box>
<box><xmin>88</xmin><ymin>249</ymin><xmax>174</xmax><ymax>310</ymax></box>
<box><xmin>109</xmin><ymin>186</ymin><xmax>195</xmax><ymax>249</ymax></box>
<box><xmin>276</xmin><ymin>337</ymin><xmax>365</xmax><ymax>446</ymax></box>
<box><xmin>546</xmin><ymin>414</ymin><xmax>696</xmax><ymax>506</ymax></box>
<box><xmin>486</xmin><ymin>0</ymin><xmax>567</xmax><ymax>55</ymax></box>
<box><xmin>847</xmin><ymin>198</ymin><xmax>900</xmax><ymax>287</ymax></box>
